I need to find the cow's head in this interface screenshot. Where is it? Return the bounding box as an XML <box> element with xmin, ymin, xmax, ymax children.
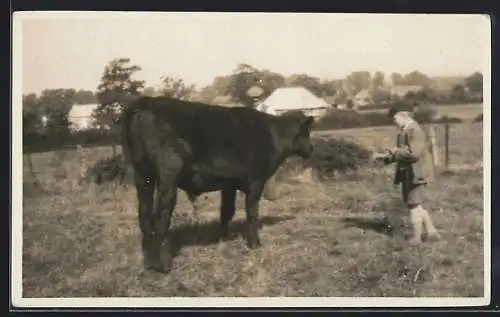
<box><xmin>282</xmin><ymin>111</ymin><xmax>315</xmax><ymax>159</ymax></box>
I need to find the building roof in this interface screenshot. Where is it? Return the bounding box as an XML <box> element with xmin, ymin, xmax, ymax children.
<box><xmin>390</xmin><ymin>85</ymin><xmax>423</xmax><ymax>97</ymax></box>
<box><xmin>258</xmin><ymin>87</ymin><xmax>329</xmax><ymax>113</ymax></box>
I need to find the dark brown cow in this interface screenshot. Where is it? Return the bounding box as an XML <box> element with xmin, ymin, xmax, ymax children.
<box><xmin>121</xmin><ymin>96</ymin><xmax>314</xmax><ymax>273</ymax></box>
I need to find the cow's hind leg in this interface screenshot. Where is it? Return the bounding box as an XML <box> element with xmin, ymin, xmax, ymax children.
<box><xmin>133</xmin><ymin>169</ymin><xmax>157</xmax><ymax>270</ymax></box>
<box><xmin>244</xmin><ymin>182</ymin><xmax>265</xmax><ymax>248</ymax></box>
<box><xmin>151</xmin><ymin>151</ymin><xmax>182</xmax><ymax>274</ymax></box>
<box><xmin>220</xmin><ymin>188</ymin><xmax>237</xmax><ymax>241</ymax></box>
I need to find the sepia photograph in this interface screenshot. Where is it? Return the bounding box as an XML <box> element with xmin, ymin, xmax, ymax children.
<box><xmin>12</xmin><ymin>12</ymin><xmax>491</xmax><ymax>308</ymax></box>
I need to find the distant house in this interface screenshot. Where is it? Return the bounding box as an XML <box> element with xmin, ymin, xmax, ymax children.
<box><xmin>188</xmin><ymin>91</ymin><xmax>203</xmax><ymax>102</ymax></box>
<box><xmin>212</xmin><ymin>95</ymin><xmax>245</xmax><ymax>107</ymax></box>
<box><xmin>323</xmin><ymin>96</ymin><xmax>337</xmax><ymax>107</ymax></box>
<box><xmin>390</xmin><ymin>85</ymin><xmax>423</xmax><ymax>99</ymax></box>
<box><xmin>212</xmin><ymin>95</ymin><xmax>232</xmax><ymax>105</ymax></box>
<box><xmin>68</xmin><ymin>103</ymin><xmax>100</xmax><ymax>131</ymax></box>
<box><xmin>352</xmin><ymin>89</ymin><xmax>373</xmax><ymax>107</ymax></box>
<box><xmin>256</xmin><ymin>86</ymin><xmax>330</xmax><ymax>118</ymax></box>
<box><xmin>330</xmin><ymin>88</ymin><xmax>354</xmax><ymax>109</ymax></box>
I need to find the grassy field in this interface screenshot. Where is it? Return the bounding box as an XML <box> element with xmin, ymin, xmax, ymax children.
<box><xmin>359</xmin><ymin>103</ymin><xmax>483</xmax><ymax>121</ymax></box>
<box><xmin>21</xmin><ymin>121</ymin><xmax>485</xmax><ymax>298</ymax></box>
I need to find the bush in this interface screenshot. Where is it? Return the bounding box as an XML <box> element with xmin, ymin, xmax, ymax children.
<box><xmin>309</xmin><ymin>138</ymin><xmax>372</xmax><ymax>178</ymax></box>
<box><xmin>313</xmin><ymin>103</ymin><xmax>440</xmax><ymax>131</ymax></box>
<box><xmin>70</xmin><ymin>129</ymin><xmax>117</xmax><ymax>147</ymax></box>
<box><xmin>23</xmin><ymin>129</ymin><xmax>118</xmax><ymax>154</ymax></box>
<box><xmin>85</xmin><ymin>138</ymin><xmax>371</xmax><ymax>186</ymax></box>
<box><xmin>277</xmin><ymin>137</ymin><xmax>372</xmax><ymax>181</ymax></box>
<box><xmin>314</xmin><ymin>109</ymin><xmax>393</xmax><ymax>131</ymax></box>
<box><xmin>84</xmin><ymin>154</ymin><xmax>127</xmax><ymax>185</ymax></box>
<box><xmin>357</xmin><ymin>103</ymin><xmax>393</xmax><ymax>111</ymax></box>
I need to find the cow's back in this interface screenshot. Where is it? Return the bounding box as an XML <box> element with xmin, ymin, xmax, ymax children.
<box><xmin>125</xmin><ymin>97</ymin><xmax>277</xmax><ymax>174</ymax></box>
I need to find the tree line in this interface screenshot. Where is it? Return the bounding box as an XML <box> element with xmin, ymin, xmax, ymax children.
<box><xmin>22</xmin><ymin>57</ymin><xmax>484</xmax><ymax>154</ymax></box>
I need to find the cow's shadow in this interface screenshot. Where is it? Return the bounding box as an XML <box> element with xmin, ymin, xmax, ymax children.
<box><xmin>170</xmin><ymin>215</ymin><xmax>295</xmax><ymax>257</ymax></box>
<box><xmin>341</xmin><ymin>216</ymin><xmax>395</xmax><ymax>236</ymax></box>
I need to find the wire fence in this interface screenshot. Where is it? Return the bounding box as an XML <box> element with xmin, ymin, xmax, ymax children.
<box><xmin>23</xmin><ymin>112</ymin><xmax>483</xmax><ymax>190</ymax></box>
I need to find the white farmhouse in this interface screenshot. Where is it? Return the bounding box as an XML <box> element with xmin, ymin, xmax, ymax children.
<box><xmin>256</xmin><ymin>87</ymin><xmax>330</xmax><ymax>118</ymax></box>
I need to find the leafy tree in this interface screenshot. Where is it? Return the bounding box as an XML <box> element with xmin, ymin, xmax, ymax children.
<box><xmin>199</xmin><ymin>85</ymin><xmax>218</xmax><ymax>104</ymax></box>
<box><xmin>371</xmin><ymin>88</ymin><xmax>391</xmax><ymax>104</ymax></box>
<box><xmin>22</xmin><ymin>93</ymin><xmax>42</xmax><ymax>152</ymax></box>
<box><xmin>22</xmin><ymin>93</ymin><xmax>39</xmax><ymax>113</ymax></box>
<box><xmin>391</xmin><ymin>72</ymin><xmax>404</xmax><ymax>86</ymax></box>
<box><xmin>286</xmin><ymin>73</ymin><xmax>323</xmax><ymax>97</ymax></box>
<box><xmin>37</xmin><ymin>88</ymin><xmax>76</xmax><ymax>147</ymax></box>
<box><xmin>259</xmin><ymin>70</ymin><xmax>286</xmax><ymax>97</ymax></box>
<box><xmin>345</xmin><ymin>71</ymin><xmax>372</xmax><ymax>95</ymax></box>
<box><xmin>94</xmin><ymin>58</ymin><xmax>145</xmax><ymax>156</ymax></box>
<box><xmin>211</xmin><ymin>76</ymin><xmax>233</xmax><ymax>96</ymax></box>
<box><xmin>23</xmin><ymin>93</ymin><xmax>43</xmax><ymax>181</ymax></box>
<box><xmin>73</xmin><ymin>89</ymin><xmax>98</xmax><ymax>104</ymax></box>
<box><xmin>224</xmin><ymin>63</ymin><xmax>263</xmax><ymax>107</ymax></box>
<box><xmin>158</xmin><ymin>76</ymin><xmax>195</xmax><ymax>100</ymax></box>
<box><xmin>372</xmin><ymin>71</ymin><xmax>385</xmax><ymax>89</ymax></box>
<box><xmin>142</xmin><ymin>86</ymin><xmax>158</xmax><ymax>97</ymax></box>
<box><xmin>414</xmin><ymin>87</ymin><xmax>438</xmax><ymax>103</ymax></box>
<box><xmin>465</xmin><ymin>72</ymin><xmax>483</xmax><ymax>96</ymax></box>
<box><xmin>333</xmin><ymin>88</ymin><xmax>350</xmax><ymax>105</ymax></box>
<box><xmin>208</xmin><ymin>66</ymin><xmax>286</xmax><ymax>106</ymax></box>
<box><xmin>318</xmin><ymin>80</ymin><xmax>337</xmax><ymax>97</ymax></box>
<box><xmin>451</xmin><ymin>84</ymin><xmax>467</xmax><ymax>102</ymax></box>
<box><xmin>401</xmin><ymin>70</ymin><xmax>430</xmax><ymax>86</ymax></box>
<box><xmin>324</xmin><ymin>79</ymin><xmax>344</xmax><ymax>92</ymax></box>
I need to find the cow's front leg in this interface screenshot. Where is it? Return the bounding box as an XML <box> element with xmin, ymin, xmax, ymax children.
<box><xmin>244</xmin><ymin>182</ymin><xmax>265</xmax><ymax>248</ymax></box>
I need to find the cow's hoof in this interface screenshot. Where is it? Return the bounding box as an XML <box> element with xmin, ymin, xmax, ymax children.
<box><xmin>247</xmin><ymin>240</ymin><xmax>262</xmax><ymax>249</ymax></box>
<box><xmin>146</xmin><ymin>263</ymin><xmax>172</xmax><ymax>274</ymax></box>
<box><xmin>143</xmin><ymin>256</ymin><xmax>168</xmax><ymax>273</ymax></box>
<box><xmin>145</xmin><ymin>255</ymin><xmax>172</xmax><ymax>274</ymax></box>
<box><xmin>143</xmin><ymin>256</ymin><xmax>155</xmax><ymax>270</ymax></box>
<box><xmin>158</xmin><ymin>244</ymin><xmax>173</xmax><ymax>273</ymax></box>
<box><xmin>220</xmin><ymin>232</ymin><xmax>235</xmax><ymax>242</ymax></box>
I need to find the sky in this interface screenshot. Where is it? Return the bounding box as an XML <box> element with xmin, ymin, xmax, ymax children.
<box><xmin>17</xmin><ymin>12</ymin><xmax>490</xmax><ymax>95</ymax></box>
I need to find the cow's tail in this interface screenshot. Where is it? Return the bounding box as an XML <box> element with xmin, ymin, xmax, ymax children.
<box><xmin>120</xmin><ymin>104</ymin><xmax>136</xmax><ymax>183</ymax></box>
<box><xmin>120</xmin><ymin>109</ymin><xmax>132</xmax><ymax>165</ymax></box>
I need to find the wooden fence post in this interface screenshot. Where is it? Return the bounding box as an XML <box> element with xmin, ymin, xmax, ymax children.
<box><xmin>77</xmin><ymin>144</ymin><xmax>87</xmax><ymax>180</ymax></box>
<box><xmin>427</xmin><ymin>124</ymin><xmax>440</xmax><ymax>168</ymax></box>
<box><xmin>444</xmin><ymin>121</ymin><xmax>450</xmax><ymax>169</ymax></box>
